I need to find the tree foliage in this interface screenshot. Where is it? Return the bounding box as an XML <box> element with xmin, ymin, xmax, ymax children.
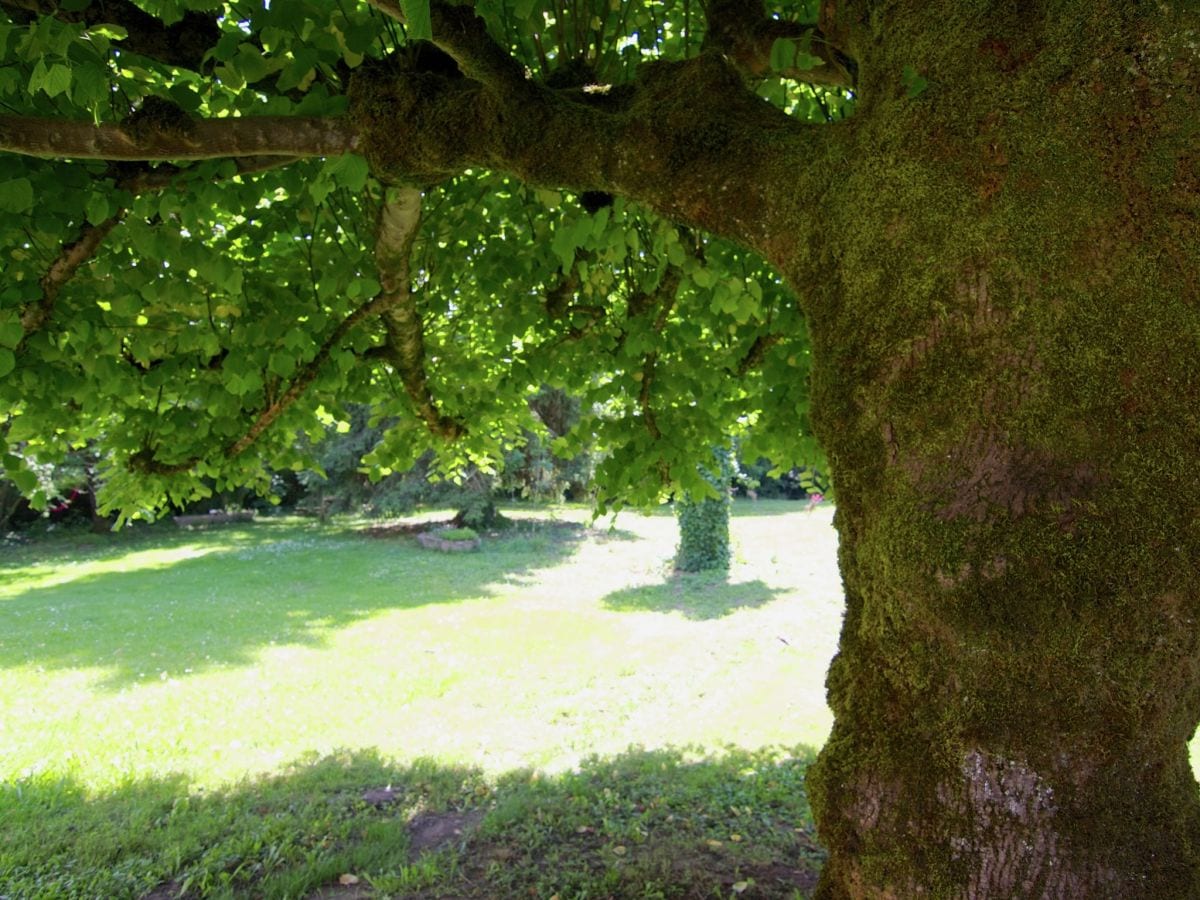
<box><xmin>0</xmin><ymin>0</ymin><xmax>837</xmax><ymax>522</ymax></box>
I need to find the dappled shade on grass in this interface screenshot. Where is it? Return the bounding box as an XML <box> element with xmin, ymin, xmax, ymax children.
<box><xmin>1</xmin><ymin>745</ymin><xmax>824</xmax><ymax>899</ymax></box>
<box><xmin>0</xmin><ymin>517</ymin><xmax>583</xmax><ymax>690</ymax></box>
<box><xmin>603</xmin><ymin>577</ymin><xmax>785</xmax><ymax>620</ymax></box>
<box><xmin>1</xmin><ymin>503</ymin><xmax>844</xmax><ymax>793</ymax></box>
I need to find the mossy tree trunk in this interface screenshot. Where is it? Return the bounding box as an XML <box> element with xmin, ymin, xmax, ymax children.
<box><xmin>675</xmin><ymin>446</ymin><xmax>734</xmax><ymax>572</ymax></box>
<box><xmin>674</xmin><ymin>493</ymin><xmax>731</xmax><ymax>572</ymax></box>
<box><xmin>794</xmin><ymin>2</ymin><xmax>1200</xmax><ymax>895</ymax></box>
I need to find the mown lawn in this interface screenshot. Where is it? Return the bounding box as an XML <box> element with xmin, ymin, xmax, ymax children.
<box><xmin>0</xmin><ymin>502</ymin><xmax>841</xmax><ymax>898</ymax></box>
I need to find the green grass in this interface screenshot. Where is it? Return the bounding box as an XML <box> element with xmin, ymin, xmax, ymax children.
<box><xmin>0</xmin><ymin>502</ymin><xmax>842</xmax><ymax>898</ymax></box>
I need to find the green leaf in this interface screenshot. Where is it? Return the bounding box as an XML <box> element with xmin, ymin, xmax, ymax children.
<box><xmin>551</xmin><ymin>227</ymin><xmax>576</xmax><ymax>271</ymax></box>
<box><xmin>232</xmin><ymin>44</ymin><xmax>271</xmax><ymax>84</ymax></box>
<box><xmin>11</xmin><ymin>467</ymin><xmax>37</xmax><ymax>493</ymax></box>
<box><xmin>269</xmin><ymin>352</ymin><xmax>293</xmax><ymax>377</ymax></box>
<box><xmin>0</xmin><ymin>315</ymin><xmax>23</xmax><ymax>348</ymax></box>
<box><xmin>769</xmin><ymin>38</ymin><xmax>796</xmax><ymax>72</ymax></box>
<box><xmin>309</xmin><ymin>175</ymin><xmax>334</xmax><ymax>205</ymax></box>
<box><xmin>0</xmin><ymin>347</ymin><xmax>14</xmax><ymax>378</ymax></box>
<box><xmin>0</xmin><ymin>178</ymin><xmax>33</xmax><ymax>213</ymax></box>
<box><xmin>41</xmin><ymin>63</ymin><xmax>73</xmax><ymax>98</ymax></box>
<box><xmin>402</xmin><ymin>0</ymin><xmax>433</xmax><ymax>41</ymax></box>
<box><xmin>88</xmin><ymin>24</ymin><xmax>129</xmax><ymax>40</ymax></box>
<box><xmin>326</xmin><ymin>154</ymin><xmax>370</xmax><ymax>192</ymax></box>
<box><xmin>85</xmin><ymin>193</ymin><xmax>110</xmax><ymax>225</ymax></box>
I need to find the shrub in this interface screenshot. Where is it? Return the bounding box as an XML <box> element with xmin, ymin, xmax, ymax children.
<box><xmin>439</xmin><ymin>527</ymin><xmax>479</xmax><ymax>542</ymax></box>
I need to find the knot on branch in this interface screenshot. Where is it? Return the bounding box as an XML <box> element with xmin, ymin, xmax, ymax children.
<box><xmin>348</xmin><ymin>59</ymin><xmax>484</xmax><ymax>184</ymax></box>
<box><xmin>121</xmin><ymin>97</ymin><xmax>196</xmax><ymax>143</ymax></box>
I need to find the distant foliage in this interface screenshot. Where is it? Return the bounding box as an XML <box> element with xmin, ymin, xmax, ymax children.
<box><xmin>675</xmin><ymin>448</ymin><xmax>734</xmax><ymax>572</ymax></box>
<box><xmin>498</xmin><ymin>387</ymin><xmax>596</xmax><ymax>502</ymax></box>
<box><xmin>736</xmin><ymin>456</ymin><xmax>831</xmax><ymax>500</ymax></box>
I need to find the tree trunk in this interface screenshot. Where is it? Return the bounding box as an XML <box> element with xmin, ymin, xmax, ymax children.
<box><xmin>798</xmin><ymin>2</ymin><xmax>1200</xmax><ymax>895</ymax></box>
<box><xmin>675</xmin><ymin>448</ymin><xmax>734</xmax><ymax>572</ymax></box>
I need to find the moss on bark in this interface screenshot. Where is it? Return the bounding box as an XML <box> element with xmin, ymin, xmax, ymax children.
<box><xmin>799</xmin><ymin>1</ymin><xmax>1200</xmax><ymax>896</ymax></box>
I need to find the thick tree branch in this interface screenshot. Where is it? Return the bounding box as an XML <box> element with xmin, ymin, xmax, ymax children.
<box><xmin>348</xmin><ymin>52</ymin><xmax>834</xmax><ymax>270</ymax></box>
<box><xmin>0</xmin><ymin>116</ymin><xmax>358</xmax><ymax>161</ymax></box>
<box><xmin>424</xmin><ymin>3</ymin><xmax>531</xmax><ymax>93</ymax></box>
<box><xmin>365</xmin><ymin>0</ymin><xmax>530</xmax><ymax>94</ymax></box>
<box><xmin>702</xmin><ymin>0</ymin><xmax>853</xmax><ymax>88</ymax></box>
<box><xmin>375</xmin><ymin>186</ymin><xmax>466</xmax><ymax>440</ymax></box>
<box><xmin>0</xmin><ymin>0</ymin><xmax>219</xmax><ymax>70</ymax></box>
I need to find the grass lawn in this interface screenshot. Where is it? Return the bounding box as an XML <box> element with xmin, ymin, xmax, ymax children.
<box><xmin>0</xmin><ymin>501</ymin><xmax>841</xmax><ymax>899</ymax></box>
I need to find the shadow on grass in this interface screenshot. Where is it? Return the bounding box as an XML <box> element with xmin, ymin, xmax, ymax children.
<box><xmin>602</xmin><ymin>576</ymin><xmax>786</xmax><ymax>620</ymax></box>
<box><xmin>0</xmin><ymin>517</ymin><xmax>585</xmax><ymax>690</ymax></box>
<box><xmin>0</xmin><ymin>744</ymin><xmax>825</xmax><ymax>900</ymax></box>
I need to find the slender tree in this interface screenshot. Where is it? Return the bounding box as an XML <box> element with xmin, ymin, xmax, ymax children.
<box><xmin>1</xmin><ymin>1</ymin><xmax>1198</xmax><ymax>895</ymax></box>
<box><xmin>675</xmin><ymin>446</ymin><xmax>733</xmax><ymax>573</ymax></box>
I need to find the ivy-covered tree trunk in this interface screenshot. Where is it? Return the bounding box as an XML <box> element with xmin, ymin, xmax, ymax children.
<box><xmin>797</xmin><ymin>2</ymin><xmax>1200</xmax><ymax>895</ymax></box>
<box><xmin>675</xmin><ymin>447</ymin><xmax>733</xmax><ymax>572</ymax></box>
<box><xmin>674</xmin><ymin>494</ymin><xmax>730</xmax><ymax>572</ymax></box>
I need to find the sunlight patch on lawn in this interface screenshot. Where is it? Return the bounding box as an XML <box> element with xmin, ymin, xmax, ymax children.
<box><xmin>0</xmin><ymin>543</ymin><xmax>228</xmax><ymax>599</ymax></box>
<box><xmin>0</xmin><ymin>504</ymin><xmax>843</xmax><ymax>793</ymax></box>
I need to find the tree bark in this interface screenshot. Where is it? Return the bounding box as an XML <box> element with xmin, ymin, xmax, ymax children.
<box><xmin>794</xmin><ymin>2</ymin><xmax>1200</xmax><ymax>895</ymax></box>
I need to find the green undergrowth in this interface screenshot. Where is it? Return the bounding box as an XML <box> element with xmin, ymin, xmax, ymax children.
<box><xmin>436</xmin><ymin>527</ymin><xmax>478</xmax><ymax>542</ymax></box>
<box><xmin>0</xmin><ymin>746</ymin><xmax>822</xmax><ymax>899</ymax></box>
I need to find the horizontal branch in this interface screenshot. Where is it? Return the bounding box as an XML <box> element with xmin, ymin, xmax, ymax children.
<box><xmin>348</xmin><ymin>51</ymin><xmax>834</xmax><ymax>269</ymax></box>
<box><xmin>0</xmin><ymin>116</ymin><xmax>358</xmax><ymax>161</ymax></box>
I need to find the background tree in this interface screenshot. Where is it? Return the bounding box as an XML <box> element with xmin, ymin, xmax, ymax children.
<box><xmin>2</xmin><ymin>1</ymin><xmax>1199</xmax><ymax>895</ymax></box>
<box><xmin>675</xmin><ymin>445</ymin><xmax>733</xmax><ymax>573</ymax></box>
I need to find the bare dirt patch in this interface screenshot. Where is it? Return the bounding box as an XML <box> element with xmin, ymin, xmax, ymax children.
<box><xmin>407</xmin><ymin>808</ymin><xmax>485</xmax><ymax>857</ymax></box>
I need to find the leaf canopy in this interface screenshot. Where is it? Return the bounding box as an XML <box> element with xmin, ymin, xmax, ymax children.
<box><xmin>0</xmin><ymin>0</ymin><xmax>848</xmax><ymax>519</ymax></box>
